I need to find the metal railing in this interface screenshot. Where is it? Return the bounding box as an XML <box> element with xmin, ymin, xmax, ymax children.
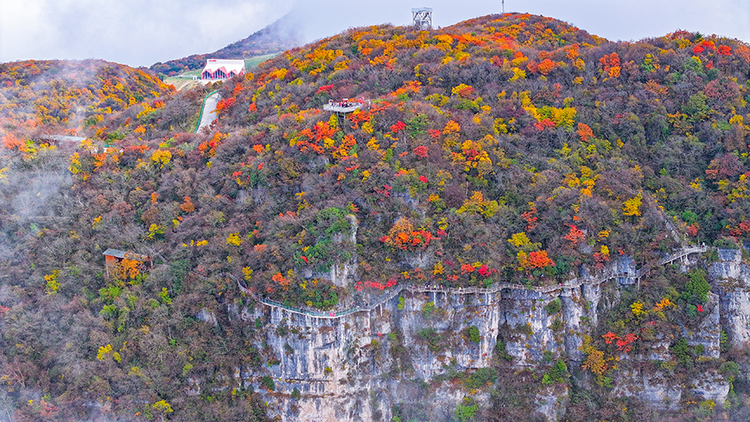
<box><xmin>230</xmin><ymin>246</ymin><xmax>711</xmax><ymax>321</ymax></box>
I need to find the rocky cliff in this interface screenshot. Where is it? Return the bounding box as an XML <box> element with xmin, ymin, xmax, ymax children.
<box><xmin>712</xmin><ymin>249</ymin><xmax>750</xmax><ymax>346</ymax></box>
<box><xmin>188</xmin><ymin>248</ymin><xmax>749</xmax><ymax>421</ymax></box>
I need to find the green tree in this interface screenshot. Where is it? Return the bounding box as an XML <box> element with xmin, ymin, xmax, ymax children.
<box><xmin>681</xmin><ymin>269</ymin><xmax>710</xmax><ymax>304</ymax></box>
<box><xmin>455</xmin><ymin>398</ymin><xmax>479</xmax><ymax>422</ymax></box>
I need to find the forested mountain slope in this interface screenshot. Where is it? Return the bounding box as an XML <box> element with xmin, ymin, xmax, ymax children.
<box><xmin>0</xmin><ymin>59</ymin><xmax>174</xmax><ymax>141</ymax></box>
<box><xmin>0</xmin><ymin>12</ymin><xmax>749</xmax><ymax>421</ymax></box>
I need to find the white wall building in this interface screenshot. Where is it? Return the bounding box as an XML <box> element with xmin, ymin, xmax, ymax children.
<box><xmin>201</xmin><ymin>59</ymin><xmax>245</xmax><ymax>80</ymax></box>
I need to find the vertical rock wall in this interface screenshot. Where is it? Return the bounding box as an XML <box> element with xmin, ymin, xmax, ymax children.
<box><xmin>711</xmin><ymin>249</ymin><xmax>750</xmax><ymax>346</ymax></box>
<box><xmin>238</xmin><ymin>283</ymin><xmax>600</xmax><ymax>421</ymax></box>
<box><xmin>225</xmin><ymin>249</ymin><xmax>748</xmax><ymax>421</ymax></box>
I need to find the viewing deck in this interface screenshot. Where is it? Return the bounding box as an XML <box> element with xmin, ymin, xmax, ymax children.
<box><xmin>323</xmin><ymin>102</ymin><xmax>361</xmax><ymax>113</ymax></box>
<box><xmin>38</xmin><ymin>135</ymin><xmax>87</xmax><ymax>143</ymax></box>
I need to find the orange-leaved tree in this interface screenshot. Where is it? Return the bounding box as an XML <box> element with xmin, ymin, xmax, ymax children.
<box><xmin>380</xmin><ymin>218</ymin><xmax>433</xmax><ymax>251</ymax></box>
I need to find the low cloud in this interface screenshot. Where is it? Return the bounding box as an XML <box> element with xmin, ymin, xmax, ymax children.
<box><xmin>1</xmin><ymin>0</ymin><xmax>748</xmax><ymax>68</ymax></box>
<box><xmin>290</xmin><ymin>0</ymin><xmax>750</xmax><ymax>44</ymax></box>
<box><xmin>0</xmin><ymin>0</ymin><xmax>295</xmax><ymax>66</ymax></box>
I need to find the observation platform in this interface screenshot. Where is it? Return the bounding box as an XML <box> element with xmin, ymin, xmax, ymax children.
<box><xmin>37</xmin><ymin>135</ymin><xmax>88</xmax><ymax>146</ymax></box>
<box><xmin>323</xmin><ymin>99</ymin><xmax>362</xmax><ymax>113</ymax></box>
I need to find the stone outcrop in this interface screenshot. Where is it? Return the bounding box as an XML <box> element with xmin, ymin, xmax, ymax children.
<box><xmin>210</xmin><ymin>247</ymin><xmax>748</xmax><ymax>421</ymax></box>
<box><xmin>711</xmin><ymin>249</ymin><xmax>750</xmax><ymax>346</ymax></box>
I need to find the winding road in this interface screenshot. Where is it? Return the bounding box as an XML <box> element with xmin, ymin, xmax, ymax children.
<box><xmin>195</xmin><ymin>90</ymin><xmax>220</xmax><ymax>132</ymax></box>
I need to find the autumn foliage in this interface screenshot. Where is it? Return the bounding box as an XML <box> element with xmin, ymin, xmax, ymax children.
<box><xmin>2</xmin><ymin>12</ymin><xmax>750</xmax><ymax>420</ymax></box>
<box><xmin>380</xmin><ymin>218</ymin><xmax>433</xmax><ymax>251</ymax></box>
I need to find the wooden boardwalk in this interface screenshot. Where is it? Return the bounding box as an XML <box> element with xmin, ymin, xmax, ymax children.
<box><xmin>233</xmin><ymin>246</ymin><xmax>709</xmax><ymax>321</ymax></box>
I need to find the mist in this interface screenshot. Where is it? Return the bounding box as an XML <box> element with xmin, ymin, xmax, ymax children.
<box><xmin>0</xmin><ymin>0</ymin><xmax>296</xmax><ymax>67</ymax></box>
<box><xmin>288</xmin><ymin>0</ymin><xmax>750</xmax><ymax>45</ymax></box>
<box><xmin>1</xmin><ymin>0</ymin><xmax>750</xmax><ymax>69</ymax></box>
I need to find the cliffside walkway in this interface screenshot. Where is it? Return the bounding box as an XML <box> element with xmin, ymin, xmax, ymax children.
<box><xmin>635</xmin><ymin>245</ymin><xmax>707</xmax><ymax>280</ymax></box>
<box><xmin>233</xmin><ymin>245</ymin><xmax>710</xmax><ymax>321</ymax></box>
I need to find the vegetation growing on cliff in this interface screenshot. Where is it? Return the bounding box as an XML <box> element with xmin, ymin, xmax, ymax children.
<box><xmin>0</xmin><ymin>12</ymin><xmax>750</xmax><ymax>421</ymax></box>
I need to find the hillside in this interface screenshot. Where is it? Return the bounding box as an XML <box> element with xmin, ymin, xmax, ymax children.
<box><xmin>0</xmin><ymin>59</ymin><xmax>174</xmax><ymax>142</ymax></box>
<box><xmin>149</xmin><ymin>15</ymin><xmax>302</xmax><ymax>76</ymax></box>
<box><xmin>1</xmin><ymin>12</ymin><xmax>750</xmax><ymax>421</ymax></box>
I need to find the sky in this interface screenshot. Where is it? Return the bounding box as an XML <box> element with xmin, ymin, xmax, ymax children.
<box><xmin>1</xmin><ymin>0</ymin><xmax>749</xmax><ymax>68</ymax></box>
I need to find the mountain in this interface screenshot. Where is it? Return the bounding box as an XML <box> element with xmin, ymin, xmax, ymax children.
<box><xmin>0</xmin><ymin>59</ymin><xmax>174</xmax><ymax>142</ymax></box>
<box><xmin>149</xmin><ymin>15</ymin><xmax>303</xmax><ymax>76</ymax></box>
<box><xmin>2</xmin><ymin>12</ymin><xmax>750</xmax><ymax>421</ymax></box>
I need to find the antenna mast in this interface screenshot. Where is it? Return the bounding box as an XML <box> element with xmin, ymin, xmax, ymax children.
<box><xmin>411</xmin><ymin>7</ymin><xmax>433</xmax><ymax>30</ymax></box>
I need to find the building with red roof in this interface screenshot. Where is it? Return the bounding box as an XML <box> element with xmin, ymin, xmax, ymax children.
<box><xmin>201</xmin><ymin>59</ymin><xmax>245</xmax><ymax>80</ymax></box>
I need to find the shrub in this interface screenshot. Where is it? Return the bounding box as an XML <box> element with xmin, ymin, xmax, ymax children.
<box><xmin>681</xmin><ymin>269</ymin><xmax>710</xmax><ymax>304</ymax></box>
<box><xmin>541</xmin><ymin>359</ymin><xmax>568</xmax><ymax>385</ymax></box>
<box><xmin>544</xmin><ymin>298</ymin><xmax>562</xmax><ymax>314</ymax></box>
<box><xmin>421</xmin><ymin>301</ymin><xmax>437</xmax><ymax>317</ymax></box>
<box><xmin>719</xmin><ymin>361</ymin><xmax>739</xmax><ymax>378</ymax></box>
<box><xmin>704</xmin><ymin>249</ymin><xmax>719</xmax><ymax>263</ymax></box>
<box><xmin>455</xmin><ymin>398</ymin><xmax>479</xmax><ymax>422</ymax></box>
<box><xmin>260</xmin><ymin>375</ymin><xmax>275</xmax><ymax>391</ymax></box>
<box><xmin>671</xmin><ymin>338</ymin><xmax>692</xmax><ymax>368</ymax></box>
<box><xmin>713</xmin><ymin>237</ymin><xmax>739</xmax><ymax>249</ymax></box>
<box><xmin>466</xmin><ymin>325</ymin><xmax>481</xmax><ymax>343</ymax></box>
<box><xmin>416</xmin><ymin>328</ymin><xmax>446</xmax><ymax>352</ymax></box>
<box><xmin>466</xmin><ymin>367</ymin><xmax>497</xmax><ymax>389</ymax></box>
<box><xmin>682</xmin><ymin>210</ymin><xmax>698</xmax><ymax>224</ymax></box>
<box><xmin>516</xmin><ymin>323</ymin><xmax>533</xmax><ymax>336</ymax></box>
<box><xmin>550</xmin><ymin>317</ymin><xmax>564</xmax><ymax>331</ymax></box>
<box><xmin>495</xmin><ymin>338</ymin><xmax>512</xmax><ymax>361</ymax></box>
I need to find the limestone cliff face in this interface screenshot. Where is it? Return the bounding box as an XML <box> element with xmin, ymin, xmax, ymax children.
<box><xmin>608</xmin><ymin>290</ymin><xmax>724</xmax><ymax>410</ymax></box>
<box><xmin>711</xmin><ymin>249</ymin><xmax>750</xmax><ymax>346</ymax></box>
<box><xmin>228</xmin><ymin>282</ymin><xmax>599</xmax><ymax>421</ymax></box>
<box><xmin>216</xmin><ymin>250</ymin><xmax>748</xmax><ymax>421</ymax></box>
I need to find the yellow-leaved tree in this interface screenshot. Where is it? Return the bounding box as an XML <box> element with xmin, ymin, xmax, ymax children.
<box><xmin>622</xmin><ymin>193</ymin><xmax>642</xmax><ymax>217</ymax></box>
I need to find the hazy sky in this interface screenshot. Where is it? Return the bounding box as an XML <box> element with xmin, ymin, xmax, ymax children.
<box><xmin>1</xmin><ymin>0</ymin><xmax>749</xmax><ymax>68</ymax></box>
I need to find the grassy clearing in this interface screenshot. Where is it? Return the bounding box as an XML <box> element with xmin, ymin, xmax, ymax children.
<box><xmin>164</xmin><ymin>78</ymin><xmax>203</xmax><ymax>91</ymax></box>
<box><xmin>245</xmin><ymin>53</ymin><xmax>278</xmax><ymax>69</ymax></box>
